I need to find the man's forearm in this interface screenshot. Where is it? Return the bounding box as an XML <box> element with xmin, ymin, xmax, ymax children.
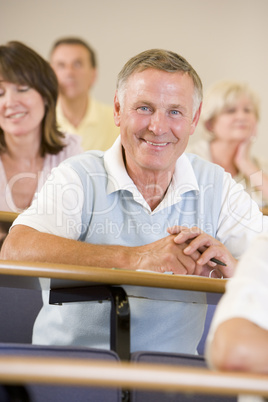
<box><xmin>0</xmin><ymin>225</ymin><xmax>131</xmax><ymax>269</ymax></box>
<box><xmin>1</xmin><ymin>225</ymin><xmax>206</xmax><ymax>275</ymax></box>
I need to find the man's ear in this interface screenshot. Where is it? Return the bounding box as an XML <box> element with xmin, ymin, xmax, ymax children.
<box><xmin>113</xmin><ymin>91</ymin><xmax>121</xmax><ymax>127</ymax></box>
<box><xmin>91</xmin><ymin>68</ymin><xmax>98</xmax><ymax>86</ymax></box>
<box><xmin>189</xmin><ymin>102</ymin><xmax>202</xmax><ymax>136</ymax></box>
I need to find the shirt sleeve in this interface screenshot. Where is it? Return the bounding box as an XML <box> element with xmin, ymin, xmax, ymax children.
<box><xmin>206</xmin><ymin>233</ymin><xmax>268</xmax><ymax>354</ymax></box>
<box><xmin>12</xmin><ymin>163</ymin><xmax>84</xmax><ymax>240</ymax></box>
<box><xmin>216</xmin><ymin>172</ymin><xmax>268</xmax><ymax>258</ymax></box>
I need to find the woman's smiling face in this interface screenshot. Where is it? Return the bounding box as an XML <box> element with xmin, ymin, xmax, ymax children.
<box><xmin>0</xmin><ymin>79</ymin><xmax>45</xmax><ymax>139</ymax></box>
<box><xmin>209</xmin><ymin>95</ymin><xmax>258</xmax><ymax>142</ymax></box>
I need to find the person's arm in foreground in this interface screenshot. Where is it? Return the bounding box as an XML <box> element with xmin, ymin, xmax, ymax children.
<box><xmin>1</xmin><ymin>224</ymin><xmax>206</xmax><ymax>275</ymax></box>
<box><xmin>207</xmin><ymin>317</ymin><xmax>268</xmax><ymax>374</ymax></box>
<box><xmin>206</xmin><ymin>234</ymin><xmax>268</xmax><ymax>373</ymax></box>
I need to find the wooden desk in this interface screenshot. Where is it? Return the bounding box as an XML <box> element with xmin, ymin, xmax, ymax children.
<box><xmin>0</xmin><ymin>260</ymin><xmax>227</xmax><ymax>360</ymax></box>
<box><xmin>0</xmin><ymin>260</ymin><xmax>227</xmax><ymax>293</ymax></box>
<box><xmin>0</xmin><ymin>356</ymin><xmax>267</xmax><ymax>398</ymax></box>
<box><xmin>261</xmin><ymin>206</ymin><xmax>268</xmax><ymax>216</ymax></box>
<box><xmin>0</xmin><ymin>211</ymin><xmax>18</xmax><ymax>223</ymax></box>
<box><xmin>0</xmin><ymin>262</ymin><xmax>266</xmax><ymax>400</ymax></box>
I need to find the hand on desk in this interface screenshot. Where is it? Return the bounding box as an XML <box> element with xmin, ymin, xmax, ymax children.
<box><xmin>131</xmin><ymin>234</ymin><xmax>204</xmax><ymax>275</ymax></box>
<box><xmin>167</xmin><ymin>226</ymin><xmax>237</xmax><ymax>278</ymax></box>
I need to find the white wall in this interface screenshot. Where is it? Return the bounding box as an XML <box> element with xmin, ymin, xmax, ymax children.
<box><xmin>1</xmin><ymin>0</ymin><xmax>268</xmax><ymax>157</ymax></box>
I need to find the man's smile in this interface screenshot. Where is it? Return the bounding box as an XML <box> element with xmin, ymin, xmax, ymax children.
<box><xmin>145</xmin><ymin>140</ymin><xmax>168</xmax><ymax>147</ymax></box>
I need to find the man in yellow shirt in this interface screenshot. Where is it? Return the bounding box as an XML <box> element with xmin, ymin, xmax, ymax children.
<box><xmin>50</xmin><ymin>37</ymin><xmax>119</xmax><ymax>151</ymax></box>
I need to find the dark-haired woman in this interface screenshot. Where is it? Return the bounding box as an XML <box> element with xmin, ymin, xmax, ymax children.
<box><xmin>0</xmin><ymin>41</ymin><xmax>82</xmax><ymax>245</ymax></box>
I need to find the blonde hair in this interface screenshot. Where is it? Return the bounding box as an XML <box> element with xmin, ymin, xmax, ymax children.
<box><xmin>201</xmin><ymin>80</ymin><xmax>260</xmax><ymax>137</ymax></box>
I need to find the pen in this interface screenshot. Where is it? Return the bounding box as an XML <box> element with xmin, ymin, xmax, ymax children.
<box><xmin>210</xmin><ymin>257</ymin><xmax>226</xmax><ymax>266</ymax></box>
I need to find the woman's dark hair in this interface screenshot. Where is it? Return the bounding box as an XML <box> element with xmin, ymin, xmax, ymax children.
<box><xmin>0</xmin><ymin>41</ymin><xmax>65</xmax><ymax>155</ymax></box>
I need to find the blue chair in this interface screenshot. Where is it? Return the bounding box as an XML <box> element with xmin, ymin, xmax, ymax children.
<box><xmin>0</xmin><ymin>343</ymin><xmax>122</xmax><ymax>402</ymax></box>
<box><xmin>0</xmin><ymin>287</ymin><xmax>43</xmax><ymax>343</ymax></box>
<box><xmin>131</xmin><ymin>351</ymin><xmax>237</xmax><ymax>402</ymax></box>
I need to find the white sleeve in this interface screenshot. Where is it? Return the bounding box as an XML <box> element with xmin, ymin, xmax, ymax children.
<box><xmin>216</xmin><ymin>172</ymin><xmax>268</xmax><ymax>258</ymax></box>
<box><xmin>12</xmin><ymin>163</ymin><xmax>84</xmax><ymax>240</ymax></box>
<box><xmin>206</xmin><ymin>233</ymin><xmax>268</xmax><ymax>351</ymax></box>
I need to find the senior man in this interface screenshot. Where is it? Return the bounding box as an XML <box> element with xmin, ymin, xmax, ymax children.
<box><xmin>1</xmin><ymin>49</ymin><xmax>265</xmax><ymax>354</ymax></box>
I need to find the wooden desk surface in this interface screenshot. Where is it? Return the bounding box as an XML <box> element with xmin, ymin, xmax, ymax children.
<box><xmin>0</xmin><ymin>211</ymin><xmax>18</xmax><ymax>223</ymax></box>
<box><xmin>261</xmin><ymin>206</ymin><xmax>268</xmax><ymax>216</ymax></box>
<box><xmin>0</xmin><ymin>260</ymin><xmax>227</xmax><ymax>294</ymax></box>
<box><xmin>0</xmin><ymin>356</ymin><xmax>267</xmax><ymax>397</ymax></box>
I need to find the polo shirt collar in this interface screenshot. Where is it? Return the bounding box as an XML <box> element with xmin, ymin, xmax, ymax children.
<box><xmin>104</xmin><ymin>136</ymin><xmax>199</xmax><ymax>213</ymax></box>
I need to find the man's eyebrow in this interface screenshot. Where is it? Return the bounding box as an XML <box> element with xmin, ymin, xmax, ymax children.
<box><xmin>169</xmin><ymin>103</ymin><xmax>184</xmax><ymax>109</ymax></box>
<box><xmin>133</xmin><ymin>100</ymin><xmax>154</xmax><ymax>107</ymax></box>
<box><xmin>72</xmin><ymin>57</ymin><xmax>83</xmax><ymax>62</ymax></box>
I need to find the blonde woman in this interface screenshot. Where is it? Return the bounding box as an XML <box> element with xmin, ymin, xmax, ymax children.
<box><xmin>187</xmin><ymin>80</ymin><xmax>268</xmax><ymax>206</ymax></box>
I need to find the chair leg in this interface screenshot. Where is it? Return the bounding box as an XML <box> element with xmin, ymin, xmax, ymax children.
<box><xmin>4</xmin><ymin>385</ymin><xmax>31</xmax><ymax>402</ymax></box>
<box><xmin>110</xmin><ymin>287</ymin><xmax>130</xmax><ymax>361</ymax></box>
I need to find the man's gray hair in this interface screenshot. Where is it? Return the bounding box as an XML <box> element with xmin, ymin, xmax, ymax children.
<box><xmin>116</xmin><ymin>49</ymin><xmax>203</xmax><ymax>117</ymax></box>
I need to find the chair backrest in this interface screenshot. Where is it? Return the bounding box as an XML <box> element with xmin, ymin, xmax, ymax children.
<box><xmin>0</xmin><ymin>210</ymin><xmax>42</xmax><ymax>344</ymax></box>
<box><xmin>0</xmin><ymin>287</ymin><xmax>43</xmax><ymax>343</ymax></box>
<box><xmin>0</xmin><ymin>343</ymin><xmax>122</xmax><ymax>402</ymax></box>
<box><xmin>131</xmin><ymin>351</ymin><xmax>237</xmax><ymax>402</ymax></box>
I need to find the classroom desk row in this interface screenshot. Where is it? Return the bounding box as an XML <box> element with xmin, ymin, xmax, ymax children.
<box><xmin>0</xmin><ymin>211</ymin><xmax>18</xmax><ymax>223</ymax></box>
<box><xmin>0</xmin><ymin>355</ymin><xmax>267</xmax><ymax>398</ymax></box>
<box><xmin>0</xmin><ymin>259</ymin><xmax>226</xmax><ymax>360</ymax></box>
<box><xmin>261</xmin><ymin>206</ymin><xmax>268</xmax><ymax>215</ymax></box>
<box><xmin>0</xmin><ymin>259</ymin><xmax>227</xmax><ymax>292</ymax></box>
<box><xmin>0</xmin><ymin>260</ymin><xmax>267</xmax><ymax>400</ymax></box>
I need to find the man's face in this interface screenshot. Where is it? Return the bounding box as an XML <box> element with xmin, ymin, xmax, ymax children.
<box><xmin>114</xmin><ymin>68</ymin><xmax>201</xmax><ymax>178</ymax></box>
<box><xmin>50</xmin><ymin>44</ymin><xmax>96</xmax><ymax>100</ymax></box>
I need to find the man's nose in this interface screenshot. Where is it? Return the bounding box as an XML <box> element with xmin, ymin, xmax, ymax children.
<box><xmin>60</xmin><ymin>65</ymin><xmax>75</xmax><ymax>77</ymax></box>
<box><xmin>148</xmin><ymin>110</ymin><xmax>169</xmax><ymax>135</ymax></box>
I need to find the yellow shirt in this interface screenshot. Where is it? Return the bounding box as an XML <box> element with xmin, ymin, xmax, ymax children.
<box><xmin>56</xmin><ymin>97</ymin><xmax>119</xmax><ymax>151</ymax></box>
